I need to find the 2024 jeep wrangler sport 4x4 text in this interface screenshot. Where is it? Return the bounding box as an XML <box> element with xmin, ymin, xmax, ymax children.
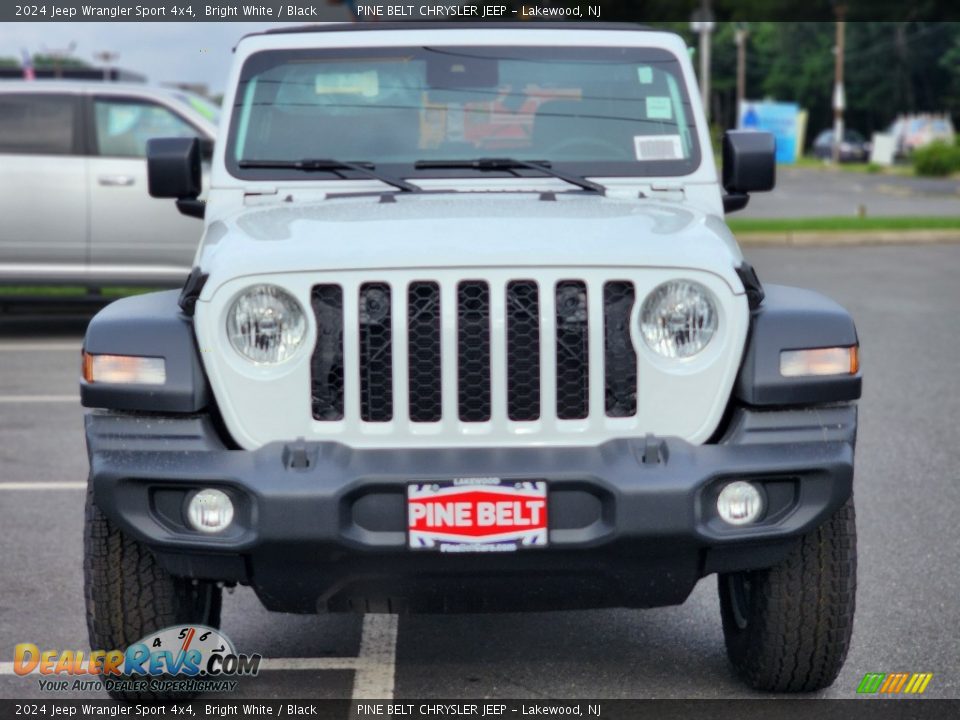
<box><xmin>81</xmin><ymin>23</ymin><xmax>861</xmax><ymax>695</ymax></box>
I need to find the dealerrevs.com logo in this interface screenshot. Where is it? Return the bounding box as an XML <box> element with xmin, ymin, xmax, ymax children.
<box><xmin>14</xmin><ymin>625</ymin><xmax>261</xmax><ymax>694</ymax></box>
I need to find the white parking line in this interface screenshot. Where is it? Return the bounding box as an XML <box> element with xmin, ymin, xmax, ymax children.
<box><xmin>0</xmin><ymin>482</ymin><xmax>87</xmax><ymax>490</ymax></box>
<box><xmin>351</xmin><ymin>613</ymin><xmax>399</xmax><ymax>700</ymax></box>
<box><xmin>0</xmin><ymin>395</ymin><xmax>79</xmax><ymax>403</ymax></box>
<box><xmin>0</xmin><ymin>614</ymin><xmax>400</xmax><ymax>700</ymax></box>
<box><xmin>0</xmin><ymin>343</ymin><xmax>81</xmax><ymax>352</ymax></box>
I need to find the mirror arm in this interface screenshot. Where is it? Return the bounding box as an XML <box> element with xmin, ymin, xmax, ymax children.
<box><xmin>723</xmin><ymin>192</ymin><xmax>750</xmax><ymax>214</ymax></box>
<box><xmin>176</xmin><ymin>198</ymin><xmax>206</xmax><ymax>219</ymax></box>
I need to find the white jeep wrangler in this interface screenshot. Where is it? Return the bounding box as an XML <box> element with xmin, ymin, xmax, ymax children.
<box><xmin>81</xmin><ymin>22</ymin><xmax>861</xmax><ymax>694</ymax></box>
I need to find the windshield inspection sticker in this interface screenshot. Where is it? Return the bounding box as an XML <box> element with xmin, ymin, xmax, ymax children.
<box><xmin>634</xmin><ymin>134</ymin><xmax>685</xmax><ymax>161</ymax></box>
<box><xmin>315</xmin><ymin>70</ymin><xmax>379</xmax><ymax>97</ymax></box>
<box><xmin>646</xmin><ymin>96</ymin><xmax>673</xmax><ymax>120</ymax></box>
<box><xmin>637</xmin><ymin>66</ymin><xmax>654</xmax><ymax>84</ymax></box>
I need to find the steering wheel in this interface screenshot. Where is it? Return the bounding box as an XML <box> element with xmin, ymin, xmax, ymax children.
<box><xmin>543</xmin><ymin>136</ymin><xmax>626</xmax><ymax>159</ymax></box>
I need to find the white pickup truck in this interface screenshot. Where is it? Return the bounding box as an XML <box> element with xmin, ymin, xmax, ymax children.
<box><xmin>80</xmin><ymin>22</ymin><xmax>862</xmax><ymax>696</ymax></box>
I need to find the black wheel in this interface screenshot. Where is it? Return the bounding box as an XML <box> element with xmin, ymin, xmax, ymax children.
<box><xmin>718</xmin><ymin>498</ymin><xmax>857</xmax><ymax>692</ymax></box>
<box><xmin>83</xmin><ymin>487</ymin><xmax>222</xmax><ymax>700</ymax></box>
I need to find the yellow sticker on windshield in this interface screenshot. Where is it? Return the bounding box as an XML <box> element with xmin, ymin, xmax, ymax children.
<box><xmin>315</xmin><ymin>70</ymin><xmax>379</xmax><ymax>98</ymax></box>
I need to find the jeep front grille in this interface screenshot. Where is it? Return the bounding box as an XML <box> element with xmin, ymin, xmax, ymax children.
<box><xmin>506</xmin><ymin>280</ymin><xmax>541</xmax><ymax>421</ymax></box>
<box><xmin>358</xmin><ymin>282</ymin><xmax>393</xmax><ymax>422</ymax></box>
<box><xmin>457</xmin><ymin>281</ymin><xmax>492</xmax><ymax>422</ymax></box>
<box><xmin>407</xmin><ymin>282</ymin><xmax>442</xmax><ymax>423</ymax></box>
<box><xmin>310</xmin><ymin>278</ymin><xmax>638</xmax><ymax>427</ymax></box>
<box><xmin>310</xmin><ymin>285</ymin><xmax>345</xmax><ymax>421</ymax></box>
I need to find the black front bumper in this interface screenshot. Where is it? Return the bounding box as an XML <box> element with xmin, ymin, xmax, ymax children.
<box><xmin>86</xmin><ymin>405</ymin><xmax>856</xmax><ymax>613</ymax></box>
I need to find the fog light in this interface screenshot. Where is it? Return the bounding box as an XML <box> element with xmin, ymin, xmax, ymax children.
<box><xmin>186</xmin><ymin>489</ymin><xmax>234</xmax><ymax>534</ymax></box>
<box><xmin>717</xmin><ymin>481</ymin><xmax>763</xmax><ymax>526</ymax></box>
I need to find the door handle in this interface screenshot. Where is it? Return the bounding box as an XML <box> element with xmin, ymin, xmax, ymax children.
<box><xmin>97</xmin><ymin>175</ymin><xmax>135</xmax><ymax>187</ymax></box>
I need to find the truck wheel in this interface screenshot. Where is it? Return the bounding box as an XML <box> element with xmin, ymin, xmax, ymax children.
<box><xmin>83</xmin><ymin>488</ymin><xmax>222</xmax><ymax>699</ymax></box>
<box><xmin>718</xmin><ymin>498</ymin><xmax>857</xmax><ymax>692</ymax></box>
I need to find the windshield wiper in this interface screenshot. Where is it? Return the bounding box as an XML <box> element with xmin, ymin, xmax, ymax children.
<box><xmin>238</xmin><ymin>159</ymin><xmax>423</xmax><ymax>193</ymax></box>
<box><xmin>414</xmin><ymin>158</ymin><xmax>605</xmax><ymax>195</ymax></box>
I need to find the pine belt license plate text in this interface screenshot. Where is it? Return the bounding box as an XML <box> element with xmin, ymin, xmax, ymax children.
<box><xmin>407</xmin><ymin>479</ymin><xmax>548</xmax><ymax>552</ymax></box>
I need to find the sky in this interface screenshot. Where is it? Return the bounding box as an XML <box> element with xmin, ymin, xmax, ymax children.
<box><xmin>0</xmin><ymin>19</ymin><xmax>353</xmax><ymax>95</ymax></box>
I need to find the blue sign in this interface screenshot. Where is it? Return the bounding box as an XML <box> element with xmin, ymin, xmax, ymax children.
<box><xmin>739</xmin><ymin>101</ymin><xmax>800</xmax><ymax>164</ymax></box>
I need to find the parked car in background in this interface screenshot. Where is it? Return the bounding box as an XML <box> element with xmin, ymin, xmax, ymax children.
<box><xmin>0</xmin><ymin>81</ymin><xmax>217</xmax><ymax>288</ymax></box>
<box><xmin>887</xmin><ymin>114</ymin><xmax>956</xmax><ymax>156</ymax></box>
<box><xmin>811</xmin><ymin>128</ymin><xmax>871</xmax><ymax>162</ymax></box>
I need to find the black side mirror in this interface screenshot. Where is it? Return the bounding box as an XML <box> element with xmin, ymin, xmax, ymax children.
<box><xmin>722</xmin><ymin>131</ymin><xmax>776</xmax><ymax>214</ymax></box>
<box><xmin>147</xmin><ymin>137</ymin><xmax>205</xmax><ymax>219</ymax></box>
<box><xmin>198</xmin><ymin>137</ymin><xmax>215</xmax><ymax>162</ymax></box>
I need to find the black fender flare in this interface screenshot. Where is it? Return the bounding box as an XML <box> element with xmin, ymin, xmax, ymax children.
<box><xmin>81</xmin><ymin>290</ymin><xmax>209</xmax><ymax>413</ymax></box>
<box><xmin>736</xmin><ymin>284</ymin><xmax>861</xmax><ymax>406</ymax></box>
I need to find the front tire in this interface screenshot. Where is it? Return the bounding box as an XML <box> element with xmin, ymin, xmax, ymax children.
<box><xmin>83</xmin><ymin>488</ymin><xmax>222</xmax><ymax>700</ymax></box>
<box><xmin>718</xmin><ymin>498</ymin><xmax>857</xmax><ymax>692</ymax></box>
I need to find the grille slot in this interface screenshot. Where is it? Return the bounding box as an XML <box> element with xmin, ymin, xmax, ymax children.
<box><xmin>603</xmin><ymin>281</ymin><xmax>638</xmax><ymax>418</ymax></box>
<box><xmin>555</xmin><ymin>280</ymin><xmax>589</xmax><ymax>420</ymax></box>
<box><xmin>310</xmin><ymin>285</ymin><xmax>344</xmax><ymax>421</ymax></box>
<box><xmin>358</xmin><ymin>282</ymin><xmax>393</xmax><ymax>422</ymax></box>
<box><xmin>407</xmin><ymin>281</ymin><xmax>442</xmax><ymax>422</ymax></box>
<box><xmin>457</xmin><ymin>280</ymin><xmax>491</xmax><ymax>422</ymax></box>
<box><xmin>506</xmin><ymin>280</ymin><xmax>541</xmax><ymax>421</ymax></box>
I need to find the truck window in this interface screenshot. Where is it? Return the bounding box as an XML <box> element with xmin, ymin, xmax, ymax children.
<box><xmin>93</xmin><ymin>98</ymin><xmax>200</xmax><ymax>158</ymax></box>
<box><xmin>0</xmin><ymin>93</ymin><xmax>78</xmax><ymax>155</ymax></box>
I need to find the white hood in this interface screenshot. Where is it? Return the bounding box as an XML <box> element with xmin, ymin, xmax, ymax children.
<box><xmin>197</xmin><ymin>193</ymin><xmax>745</xmax><ymax>300</ymax></box>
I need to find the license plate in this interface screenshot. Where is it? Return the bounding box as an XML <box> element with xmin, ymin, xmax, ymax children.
<box><xmin>407</xmin><ymin>478</ymin><xmax>548</xmax><ymax>552</ymax></box>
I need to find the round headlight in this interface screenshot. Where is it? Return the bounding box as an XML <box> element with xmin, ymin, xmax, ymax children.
<box><xmin>640</xmin><ymin>280</ymin><xmax>718</xmax><ymax>358</ymax></box>
<box><xmin>227</xmin><ymin>284</ymin><xmax>306</xmax><ymax>364</ymax></box>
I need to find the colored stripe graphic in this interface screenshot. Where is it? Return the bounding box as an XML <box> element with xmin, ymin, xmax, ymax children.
<box><xmin>907</xmin><ymin>673</ymin><xmax>934</xmax><ymax>694</ymax></box>
<box><xmin>884</xmin><ymin>673</ymin><xmax>909</xmax><ymax>693</ymax></box>
<box><xmin>858</xmin><ymin>672</ymin><xmax>933</xmax><ymax>695</ymax></box>
<box><xmin>857</xmin><ymin>673</ymin><xmax>885</xmax><ymax>693</ymax></box>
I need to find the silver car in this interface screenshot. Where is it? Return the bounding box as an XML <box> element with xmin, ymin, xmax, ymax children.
<box><xmin>0</xmin><ymin>81</ymin><xmax>217</xmax><ymax>287</ymax></box>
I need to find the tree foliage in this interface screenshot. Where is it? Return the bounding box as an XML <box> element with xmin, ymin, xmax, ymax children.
<box><xmin>0</xmin><ymin>53</ymin><xmax>91</xmax><ymax>70</ymax></box>
<box><xmin>657</xmin><ymin>21</ymin><xmax>960</xmax><ymax>138</ymax></box>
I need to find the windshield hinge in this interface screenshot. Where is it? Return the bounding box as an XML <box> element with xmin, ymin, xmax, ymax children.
<box><xmin>640</xmin><ymin>184</ymin><xmax>685</xmax><ymax>202</ymax></box>
<box><xmin>243</xmin><ymin>188</ymin><xmax>279</xmax><ymax>206</ymax></box>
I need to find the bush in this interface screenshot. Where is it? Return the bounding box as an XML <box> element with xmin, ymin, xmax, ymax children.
<box><xmin>913</xmin><ymin>141</ymin><xmax>960</xmax><ymax>177</ymax></box>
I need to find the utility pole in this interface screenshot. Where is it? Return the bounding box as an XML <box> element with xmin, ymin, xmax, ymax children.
<box><xmin>690</xmin><ymin>0</ymin><xmax>715</xmax><ymax>123</ymax></box>
<box><xmin>735</xmin><ymin>24</ymin><xmax>749</xmax><ymax>122</ymax></box>
<box><xmin>93</xmin><ymin>51</ymin><xmax>119</xmax><ymax>81</ymax></box>
<box><xmin>832</xmin><ymin>7</ymin><xmax>846</xmax><ymax>162</ymax></box>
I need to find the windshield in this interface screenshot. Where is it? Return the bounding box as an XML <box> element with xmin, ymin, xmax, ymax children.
<box><xmin>226</xmin><ymin>45</ymin><xmax>701</xmax><ymax>181</ymax></box>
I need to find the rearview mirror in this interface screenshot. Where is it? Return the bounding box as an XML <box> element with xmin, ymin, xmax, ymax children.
<box><xmin>147</xmin><ymin>137</ymin><xmax>204</xmax><ymax>219</ymax></box>
<box><xmin>722</xmin><ymin>131</ymin><xmax>776</xmax><ymax>213</ymax></box>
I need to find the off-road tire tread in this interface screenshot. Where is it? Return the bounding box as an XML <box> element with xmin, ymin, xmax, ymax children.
<box><xmin>719</xmin><ymin>498</ymin><xmax>857</xmax><ymax>692</ymax></box>
<box><xmin>83</xmin><ymin>488</ymin><xmax>222</xmax><ymax>700</ymax></box>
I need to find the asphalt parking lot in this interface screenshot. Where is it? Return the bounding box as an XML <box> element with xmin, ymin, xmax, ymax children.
<box><xmin>1</xmin><ymin>243</ymin><xmax>958</xmax><ymax>701</ymax></box>
<box><xmin>741</xmin><ymin>166</ymin><xmax>960</xmax><ymax>218</ymax></box>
